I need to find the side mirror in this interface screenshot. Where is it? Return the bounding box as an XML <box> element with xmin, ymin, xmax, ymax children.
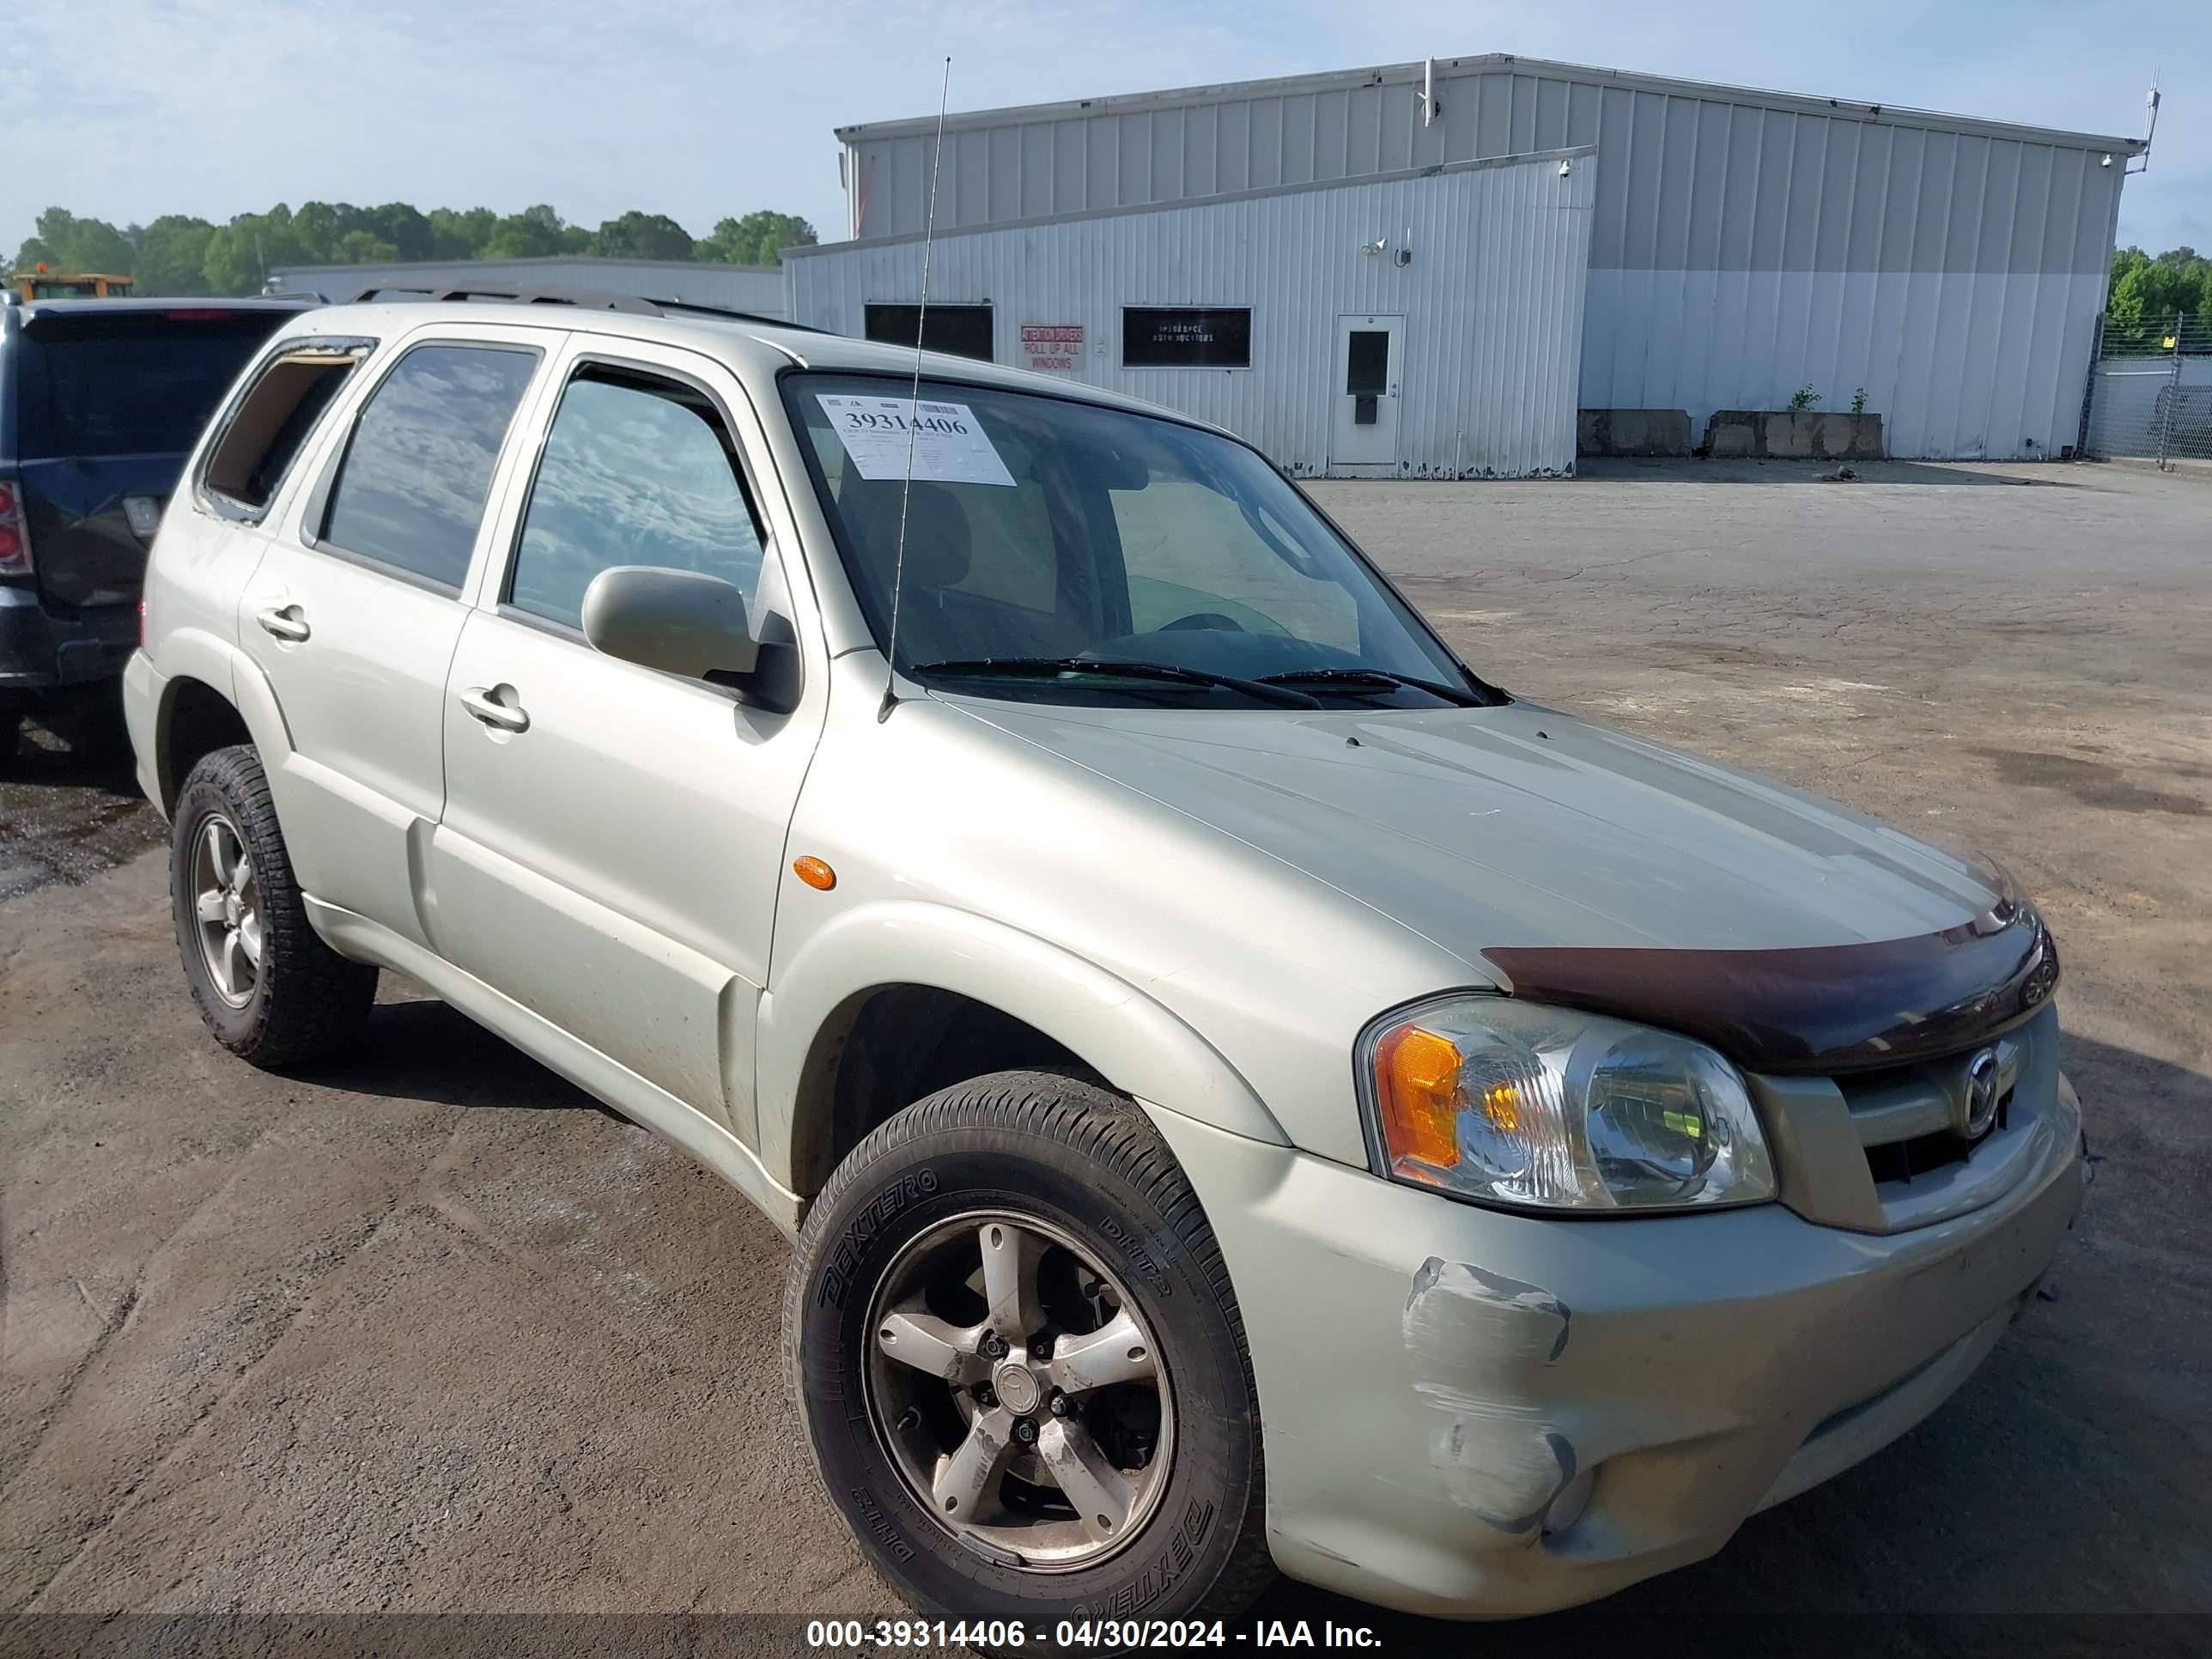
<box><xmin>582</xmin><ymin>565</ymin><xmax>758</xmax><ymax>679</ymax></box>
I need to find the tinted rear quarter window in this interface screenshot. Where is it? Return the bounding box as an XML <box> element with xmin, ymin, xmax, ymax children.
<box><xmin>320</xmin><ymin>343</ymin><xmax>538</xmax><ymax>589</ymax></box>
<box><xmin>15</xmin><ymin>311</ymin><xmax>293</xmax><ymax>460</ymax></box>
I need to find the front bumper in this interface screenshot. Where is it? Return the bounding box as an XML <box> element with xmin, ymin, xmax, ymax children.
<box><xmin>0</xmin><ymin>586</ymin><xmax>138</xmax><ymax>690</ymax></box>
<box><xmin>1143</xmin><ymin>1071</ymin><xmax>2085</xmax><ymax>1619</ymax></box>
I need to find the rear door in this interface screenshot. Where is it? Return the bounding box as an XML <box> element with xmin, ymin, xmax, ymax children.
<box><xmin>239</xmin><ymin>323</ymin><xmax>557</xmax><ymax>941</ymax></box>
<box><xmin>12</xmin><ymin>306</ymin><xmax>298</xmax><ymax>611</ymax></box>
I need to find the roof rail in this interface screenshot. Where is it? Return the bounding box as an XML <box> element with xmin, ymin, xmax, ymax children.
<box><xmin>349</xmin><ymin>282</ymin><xmax>660</xmax><ymax>313</ymax></box>
<box><xmin>346</xmin><ymin>282</ymin><xmax>823</xmax><ymax>332</ymax></box>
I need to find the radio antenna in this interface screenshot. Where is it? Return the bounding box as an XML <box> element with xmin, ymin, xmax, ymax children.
<box><xmin>879</xmin><ymin>55</ymin><xmax>952</xmax><ymax>723</ymax></box>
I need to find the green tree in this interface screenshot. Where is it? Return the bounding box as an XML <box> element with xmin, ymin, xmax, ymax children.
<box><xmin>2107</xmin><ymin>245</ymin><xmax>2212</xmax><ymax>353</ymax></box>
<box><xmin>588</xmin><ymin>210</ymin><xmax>696</xmax><ymax>261</ymax></box>
<box><xmin>14</xmin><ymin>208</ymin><xmax>135</xmax><ymax>276</ymax></box>
<box><xmin>131</xmin><ymin>215</ymin><xmax>217</xmax><ymax>295</ymax></box>
<box><xmin>430</xmin><ymin>206</ymin><xmax>497</xmax><ymax>260</ymax></box>
<box><xmin>698</xmin><ymin>210</ymin><xmax>817</xmax><ymax>266</ymax></box>
<box><xmin>16</xmin><ymin>199</ymin><xmax>825</xmax><ymax>289</ymax></box>
<box><xmin>482</xmin><ymin>204</ymin><xmax>573</xmax><ymax>259</ymax></box>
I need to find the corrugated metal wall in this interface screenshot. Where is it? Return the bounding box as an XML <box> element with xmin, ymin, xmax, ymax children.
<box><xmin>789</xmin><ymin>152</ymin><xmax>1594</xmax><ymax>478</ymax></box>
<box><xmin>270</xmin><ymin>257</ymin><xmax>787</xmax><ymax>317</ymax></box>
<box><xmin>842</xmin><ymin>57</ymin><xmax>2131</xmax><ymax>458</ymax></box>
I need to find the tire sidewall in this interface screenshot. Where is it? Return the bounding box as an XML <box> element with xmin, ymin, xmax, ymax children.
<box><xmin>797</xmin><ymin>1121</ymin><xmax>1256</xmax><ymax>1624</ymax></box>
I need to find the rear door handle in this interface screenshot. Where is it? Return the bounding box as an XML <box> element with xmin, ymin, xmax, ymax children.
<box><xmin>256</xmin><ymin>605</ymin><xmax>310</xmax><ymax>642</ymax></box>
<box><xmin>459</xmin><ymin>684</ymin><xmax>530</xmax><ymax>734</ymax></box>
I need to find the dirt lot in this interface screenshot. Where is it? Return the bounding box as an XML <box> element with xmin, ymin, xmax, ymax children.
<box><xmin>3</xmin><ymin>459</ymin><xmax>2209</xmax><ymax>1655</ymax></box>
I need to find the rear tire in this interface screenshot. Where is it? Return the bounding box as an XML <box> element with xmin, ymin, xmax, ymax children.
<box><xmin>785</xmin><ymin>1073</ymin><xmax>1273</xmax><ymax>1647</ymax></box>
<box><xmin>169</xmin><ymin>744</ymin><xmax>376</xmax><ymax>1067</ymax></box>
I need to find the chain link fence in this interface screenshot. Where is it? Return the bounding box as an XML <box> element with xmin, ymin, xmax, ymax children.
<box><xmin>2080</xmin><ymin>311</ymin><xmax>2212</xmax><ymax>468</ymax></box>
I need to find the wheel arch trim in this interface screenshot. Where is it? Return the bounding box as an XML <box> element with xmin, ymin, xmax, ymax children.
<box><xmin>149</xmin><ymin>628</ymin><xmax>293</xmax><ymax>812</ymax></box>
<box><xmin>759</xmin><ymin>900</ymin><xmax>1289</xmax><ymax>1195</ymax></box>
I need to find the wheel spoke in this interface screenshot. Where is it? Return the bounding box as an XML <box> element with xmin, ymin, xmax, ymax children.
<box><xmin>931</xmin><ymin>1405</ymin><xmax>1016</xmax><ymax>1522</ymax></box>
<box><xmin>205</xmin><ymin>822</ymin><xmax>238</xmax><ymax>888</ymax></box>
<box><xmin>196</xmin><ymin>887</ymin><xmax>228</xmax><ymax>924</ymax></box>
<box><xmin>237</xmin><ymin>911</ymin><xmax>264</xmax><ymax>968</ymax></box>
<box><xmin>1036</xmin><ymin>1418</ymin><xmax>1133</xmax><ymax>1542</ymax></box>
<box><xmin>876</xmin><ymin>1305</ymin><xmax>988</xmax><ymax>1383</ymax></box>
<box><xmin>1045</xmin><ymin>1306</ymin><xmax>1157</xmax><ymax>1394</ymax></box>
<box><xmin>978</xmin><ymin>1220</ymin><xmax>1045</xmax><ymax>1343</ymax></box>
<box><xmin>232</xmin><ymin>851</ymin><xmax>253</xmax><ymax>893</ymax></box>
<box><xmin>222</xmin><ymin>928</ymin><xmax>252</xmax><ymax>994</ymax></box>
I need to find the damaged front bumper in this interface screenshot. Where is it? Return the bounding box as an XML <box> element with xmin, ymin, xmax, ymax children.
<box><xmin>1142</xmin><ymin>1072</ymin><xmax>2085</xmax><ymax>1619</ymax></box>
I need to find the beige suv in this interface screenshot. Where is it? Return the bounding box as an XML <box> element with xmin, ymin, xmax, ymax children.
<box><xmin>126</xmin><ymin>289</ymin><xmax>2085</xmax><ymax>1635</ymax></box>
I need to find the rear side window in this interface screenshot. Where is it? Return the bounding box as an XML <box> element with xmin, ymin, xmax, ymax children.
<box><xmin>15</xmin><ymin>310</ymin><xmax>293</xmax><ymax>460</ymax></box>
<box><xmin>201</xmin><ymin>345</ymin><xmax>365</xmax><ymax>515</ymax></box>
<box><xmin>320</xmin><ymin>343</ymin><xmax>538</xmax><ymax>590</ymax></box>
<box><xmin>506</xmin><ymin>368</ymin><xmax>766</xmax><ymax>630</ymax></box>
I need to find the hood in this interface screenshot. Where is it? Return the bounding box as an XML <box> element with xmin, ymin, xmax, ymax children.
<box><xmin>952</xmin><ymin>696</ymin><xmax>2003</xmax><ymax>963</ymax></box>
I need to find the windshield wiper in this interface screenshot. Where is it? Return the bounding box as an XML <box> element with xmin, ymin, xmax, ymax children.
<box><xmin>1255</xmin><ymin>666</ymin><xmax>1486</xmax><ymax>707</ymax></box>
<box><xmin>910</xmin><ymin>656</ymin><xmax>1322</xmax><ymax>708</ymax></box>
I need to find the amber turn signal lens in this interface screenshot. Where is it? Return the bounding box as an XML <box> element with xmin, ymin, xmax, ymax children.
<box><xmin>792</xmin><ymin>856</ymin><xmax>836</xmax><ymax>890</ymax></box>
<box><xmin>1374</xmin><ymin>1024</ymin><xmax>1463</xmax><ymax>1170</ymax></box>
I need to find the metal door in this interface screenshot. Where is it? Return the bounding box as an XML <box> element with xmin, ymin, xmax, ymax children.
<box><xmin>1331</xmin><ymin>315</ymin><xmax>1403</xmax><ymax>472</ymax></box>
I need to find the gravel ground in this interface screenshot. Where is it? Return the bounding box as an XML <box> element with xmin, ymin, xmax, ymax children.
<box><xmin>2</xmin><ymin>457</ymin><xmax>2208</xmax><ymax>1656</ymax></box>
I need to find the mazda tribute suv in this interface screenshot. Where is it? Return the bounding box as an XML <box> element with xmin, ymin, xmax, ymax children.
<box><xmin>125</xmin><ymin>289</ymin><xmax>2085</xmax><ymax>1633</ymax></box>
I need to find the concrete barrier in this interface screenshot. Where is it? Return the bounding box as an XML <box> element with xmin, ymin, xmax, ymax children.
<box><xmin>1577</xmin><ymin>408</ymin><xmax>1694</xmax><ymax>457</ymax></box>
<box><xmin>1703</xmin><ymin>410</ymin><xmax>1885</xmax><ymax>459</ymax></box>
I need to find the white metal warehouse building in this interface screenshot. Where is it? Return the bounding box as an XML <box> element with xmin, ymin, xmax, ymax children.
<box><xmin>805</xmin><ymin>52</ymin><xmax>2148</xmax><ymax>470</ymax></box>
<box><xmin>787</xmin><ymin>151</ymin><xmax>1595</xmax><ymax>477</ymax></box>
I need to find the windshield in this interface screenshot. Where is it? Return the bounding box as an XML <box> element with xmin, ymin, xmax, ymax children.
<box><xmin>783</xmin><ymin>372</ymin><xmax>1486</xmax><ymax>708</ymax></box>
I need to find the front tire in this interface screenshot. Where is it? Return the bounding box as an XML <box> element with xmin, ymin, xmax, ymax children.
<box><xmin>785</xmin><ymin>1073</ymin><xmax>1273</xmax><ymax>1639</ymax></box>
<box><xmin>169</xmin><ymin>744</ymin><xmax>377</xmax><ymax>1067</ymax></box>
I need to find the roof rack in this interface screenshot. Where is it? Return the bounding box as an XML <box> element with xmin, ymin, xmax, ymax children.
<box><xmin>346</xmin><ymin>282</ymin><xmax>822</xmax><ymax>331</ymax></box>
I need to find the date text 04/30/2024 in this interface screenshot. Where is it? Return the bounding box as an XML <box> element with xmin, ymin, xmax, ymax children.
<box><xmin>805</xmin><ymin>1618</ymin><xmax>1383</xmax><ymax>1649</ymax></box>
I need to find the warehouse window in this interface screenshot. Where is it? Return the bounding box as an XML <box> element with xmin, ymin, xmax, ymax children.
<box><xmin>863</xmin><ymin>303</ymin><xmax>995</xmax><ymax>362</ymax></box>
<box><xmin>1121</xmin><ymin>307</ymin><xmax>1252</xmax><ymax>369</ymax></box>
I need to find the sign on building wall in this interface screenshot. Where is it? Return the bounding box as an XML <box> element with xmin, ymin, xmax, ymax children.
<box><xmin>1020</xmin><ymin>323</ymin><xmax>1084</xmax><ymax>372</ymax></box>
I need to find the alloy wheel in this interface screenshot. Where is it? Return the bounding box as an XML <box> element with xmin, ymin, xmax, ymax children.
<box><xmin>191</xmin><ymin>812</ymin><xmax>264</xmax><ymax>1008</ymax></box>
<box><xmin>864</xmin><ymin>1210</ymin><xmax>1175</xmax><ymax>1571</ymax></box>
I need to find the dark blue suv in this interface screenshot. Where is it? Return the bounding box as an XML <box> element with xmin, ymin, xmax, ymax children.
<box><xmin>0</xmin><ymin>295</ymin><xmax>305</xmax><ymax>748</ymax></box>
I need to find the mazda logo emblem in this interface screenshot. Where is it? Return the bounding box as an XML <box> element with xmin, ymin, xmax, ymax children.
<box><xmin>1963</xmin><ymin>1048</ymin><xmax>2002</xmax><ymax>1139</ymax></box>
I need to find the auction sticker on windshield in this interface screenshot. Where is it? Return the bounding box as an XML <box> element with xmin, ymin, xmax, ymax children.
<box><xmin>816</xmin><ymin>394</ymin><xmax>1015</xmax><ymax>487</ymax></box>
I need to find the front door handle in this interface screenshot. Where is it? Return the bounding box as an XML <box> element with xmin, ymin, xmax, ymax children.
<box><xmin>459</xmin><ymin>684</ymin><xmax>530</xmax><ymax>734</ymax></box>
<box><xmin>256</xmin><ymin>604</ymin><xmax>310</xmax><ymax>642</ymax></box>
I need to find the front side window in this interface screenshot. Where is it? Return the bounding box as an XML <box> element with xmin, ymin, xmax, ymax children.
<box><xmin>506</xmin><ymin>368</ymin><xmax>769</xmax><ymax>631</ymax></box>
<box><xmin>784</xmin><ymin>372</ymin><xmax>1478</xmax><ymax>709</ymax></box>
<box><xmin>320</xmin><ymin>343</ymin><xmax>538</xmax><ymax>589</ymax></box>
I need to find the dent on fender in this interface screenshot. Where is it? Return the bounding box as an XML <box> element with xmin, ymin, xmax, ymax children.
<box><xmin>1403</xmin><ymin>1256</ymin><xmax>1579</xmax><ymax>1535</ymax></box>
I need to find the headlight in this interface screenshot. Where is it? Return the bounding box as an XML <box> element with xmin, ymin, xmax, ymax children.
<box><xmin>1359</xmin><ymin>996</ymin><xmax>1776</xmax><ymax>1212</ymax></box>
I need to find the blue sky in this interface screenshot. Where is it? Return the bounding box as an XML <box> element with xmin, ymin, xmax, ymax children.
<box><xmin>7</xmin><ymin>1</ymin><xmax>2203</xmax><ymax>257</ymax></box>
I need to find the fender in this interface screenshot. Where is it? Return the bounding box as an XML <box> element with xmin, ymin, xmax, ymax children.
<box><xmin>149</xmin><ymin>625</ymin><xmax>295</xmax><ymax>809</ymax></box>
<box><xmin>757</xmin><ymin>900</ymin><xmax>1289</xmax><ymax>1194</ymax></box>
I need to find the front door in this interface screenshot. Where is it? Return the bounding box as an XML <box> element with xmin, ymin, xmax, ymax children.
<box><xmin>1330</xmin><ymin>314</ymin><xmax>1403</xmax><ymax>474</ymax></box>
<box><xmin>426</xmin><ymin>338</ymin><xmax>823</xmax><ymax>1146</ymax></box>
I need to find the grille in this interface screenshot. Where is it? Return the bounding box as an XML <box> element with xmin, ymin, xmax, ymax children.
<box><xmin>1836</xmin><ymin>1032</ymin><xmax>2024</xmax><ymax>1193</ymax></box>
